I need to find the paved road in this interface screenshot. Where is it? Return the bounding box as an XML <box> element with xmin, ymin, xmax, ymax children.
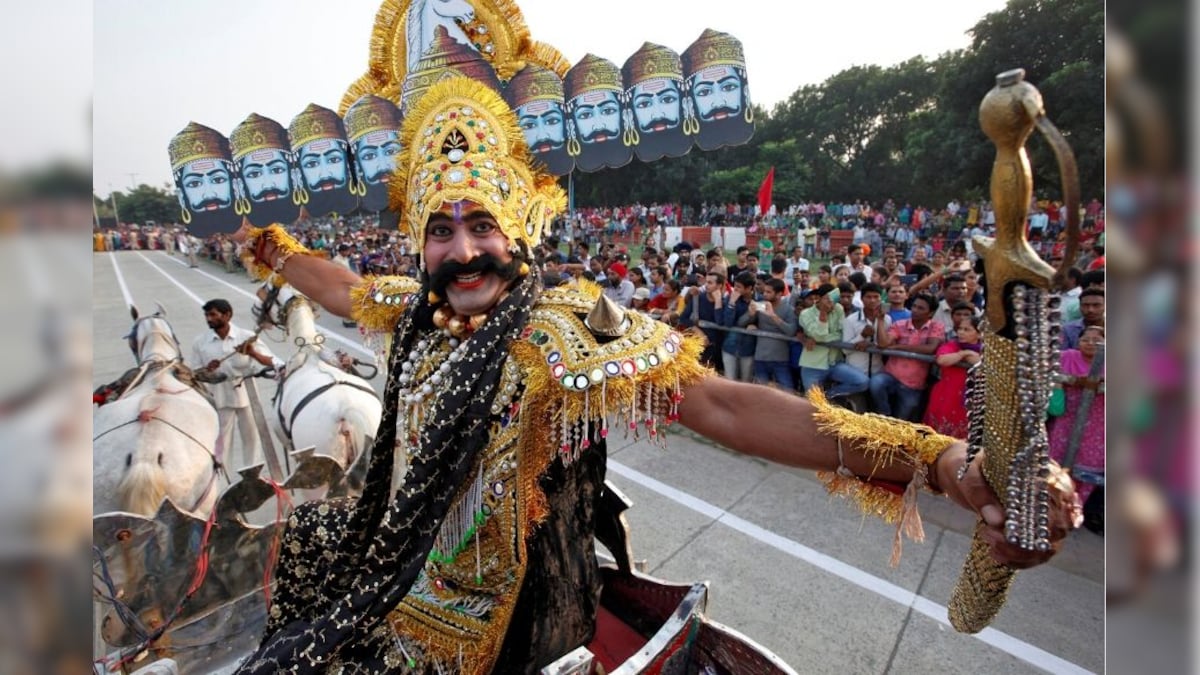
<box><xmin>94</xmin><ymin>250</ymin><xmax>1103</xmax><ymax>674</ymax></box>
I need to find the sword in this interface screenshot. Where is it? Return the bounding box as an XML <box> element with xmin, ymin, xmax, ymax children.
<box><xmin>1062</xmin><ymin>343</ymin><xmax>1104</xmax><ymax>471</ymax></box>
<box><xmin>948</xmin><ymin>69</ymin><xmax>1081</xmax><ymax>633</ymax></box>
<box><xmin>244</xmin><ymin>376</ymin><xmax>287</xmax><ymax>483</ymax></box>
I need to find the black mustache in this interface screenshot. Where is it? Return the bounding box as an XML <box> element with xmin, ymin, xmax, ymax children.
<box><xmin>583</xmin><ymin>127</ymin><xmax>618</xmax><ymax>142</ymax></box>
<box><xmin>194</xmin><ymin>197</ymin><xmax>228</xmax><ymax>210</ymax></box>
<box><xmin>252</xmin><ymin>187</ymin><xmax>288</xmax><ymax>200</ymax></box>
<box><xmin>700</xmin><ymin>105</ymin><xmax>740</xmax><ymax>121</ymax></box>
<box><xmin>428</xmin><ymin>254</ymin><xmax>522</xmax><ymax>297</ymax></box>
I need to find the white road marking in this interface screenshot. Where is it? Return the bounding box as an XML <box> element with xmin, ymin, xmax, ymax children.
<box><xmin>136</xmin><ymin>252</ymin><xmax>204</xmax><ymax>304</ymax></box>
<box><xmin>606</xmin><ymin>460</ymin><xmax>1095</xmax><ymax>675</ymax></box>
<box><xmin>108</xmin><ymin>252</ymin><xmax>136</xmax><ymax>307</ymax></box>
<box><xmin>156</xmin><ymin>252</ymin><xmax>373</xmax><ymax>358</ymax></box>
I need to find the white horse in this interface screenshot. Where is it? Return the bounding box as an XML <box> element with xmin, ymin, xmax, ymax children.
<box><xmin>93</xmin><ymin>306</ymin><xmax>222</xmax><ymax>517</ymax></box>
<box><xmin>267</xmin><ymin>291</ymin><xmax>382</xmax><ymax>500</ymax></box>
<box><xmin>406</xmin><ymin>0</ymin><xmax>477</xmax><ymax>73</ymax></box>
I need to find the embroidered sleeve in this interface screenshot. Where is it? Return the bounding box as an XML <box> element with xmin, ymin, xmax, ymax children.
<box><xmin>807</xmin><ymin>387</ymin><xmax>957</xmax><ymax>566</ymax></box>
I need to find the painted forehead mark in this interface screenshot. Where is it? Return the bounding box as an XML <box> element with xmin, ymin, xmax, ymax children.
<box><xmin>451</xmin><ymin>200</ymin><xmax>465</xmax><ymax>223</ymax></box>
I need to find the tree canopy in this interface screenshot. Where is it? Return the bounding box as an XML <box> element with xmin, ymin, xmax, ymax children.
<box><xmin>571</xmin><ymin>0</ymin><xmax>1102</xmax><ymax>209</ymax></box>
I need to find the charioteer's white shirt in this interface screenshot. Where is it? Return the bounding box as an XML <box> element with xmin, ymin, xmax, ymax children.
<box><xmin>190</xmin><ymin>325</ymin><xmax>282</xmax><ymax>409</ymax></box>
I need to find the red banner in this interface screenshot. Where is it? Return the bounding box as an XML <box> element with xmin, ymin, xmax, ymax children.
<box><xmin>757</xmin><ymin>166</ymin><xmax>775</xmax><ymax>217</ymax></box>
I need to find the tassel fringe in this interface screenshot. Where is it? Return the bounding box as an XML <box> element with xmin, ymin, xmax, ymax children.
<box><xmin>808</xmin><ymin>387</ymin><xmax>954</xmax><ymax>566</ymax></box>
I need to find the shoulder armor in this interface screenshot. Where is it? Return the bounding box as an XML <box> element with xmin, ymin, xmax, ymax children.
<box><xmin>510</xmin><ymin>281</ymin><xmax>709</xmax><ymax>456</ymax></box>
<box><xmin>349</xmin><ymin>275</ymin><xmax>422</xmax><ymax>332</ymax></box>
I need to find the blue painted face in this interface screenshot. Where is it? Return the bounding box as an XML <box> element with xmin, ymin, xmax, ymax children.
<box><xmin>239</xmin><ymin>149</ymin><xmax>291</xmax><ymax>202</ymax></box>
<box><xmin>570</xmin><ymin>90</ymin><xmax>622</xmax><ymax>144</ymax></box>
<box><xmin>181</xmin><ymin>158</ymin><xmax>233</xmax><ymax>211</ymax></box>
<box><xmin>517</xmin><ymin>100</ymin><xmax>566</xmax><ymax>154</ymax></box>
<box><xmin>690</xmin><ymin>65</ymin><xmax>744</xmax><ymax>121</ymax></box>
<box><xmin>298</xmin><ymin>139</ymin><xmax>348</xmax><ymax>191</ymax></box>
<box><xmin>354</xmin><ymin>130</ymin><xmax>402</xmax><ymax>185</ymax></box>
<box><xmin>630</xmin><ymin>78</ymin><xmax>682</xmax><ymax>133</ymax></box>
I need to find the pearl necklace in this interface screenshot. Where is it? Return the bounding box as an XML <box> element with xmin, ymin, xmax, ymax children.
<box><xmin>396</xmin><ymin>329</ymin><xmax>469</xmax><ymax>408</ymax></box>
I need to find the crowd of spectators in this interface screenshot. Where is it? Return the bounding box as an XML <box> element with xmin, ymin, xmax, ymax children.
<box><xmin>95</xmin><ymin>196</ymin><xmax>1106</xmax><ymax>525</ymax></box>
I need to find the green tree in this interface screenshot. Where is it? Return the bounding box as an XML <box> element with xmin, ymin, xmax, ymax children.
<box><xmin>108</xmin><ymin>184</ymin><xmax>179</xmax><ymax>225</ymax></box>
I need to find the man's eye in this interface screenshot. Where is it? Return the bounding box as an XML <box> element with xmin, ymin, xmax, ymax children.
<box><xmin>429</xmin><ymin>225</ymin><xmax>451</xmax><ymax>237</ymax></box>
<box><xmin>361</xmin><ymin>150</ymin><xmax>378</xmax><ymax>161</ymax></box>
<box><xmin>472</xmin><ymin>220</ymin><xmax>497</xmax><ymax>234</ymax></box>
<box><xmin>211</xmin><ymin>175</ymin><xmax>228</xmax><ymax>185</ymax></box>
<box><xmin>578</xmin><ymin>110</ymin><xmax>593</xmax><ymax>120</ymax></box>
<box><xmin>661</xmin><ymin>93</ymin><xmax>678</xmax><ymax>105</ymax></box>
<box><xmin>246</xmin><ymin>168</ymin><xmax>262</xmax><ymax>179</ymax></box>
<box><xmin>184</xmin><ymin>179</ymin><xmax>201</xmax><ymax>189</ymax></box>
<box><xmin>720</xmin><ymin>82</ymin><xmax>739</xmax><ymax>93</ymax></box>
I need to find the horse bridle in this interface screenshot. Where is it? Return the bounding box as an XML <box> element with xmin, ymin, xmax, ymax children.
<box><xmin>128</xmin><ymin>315</ymin><xmax>182</xmax><ymax>363</ymax></box>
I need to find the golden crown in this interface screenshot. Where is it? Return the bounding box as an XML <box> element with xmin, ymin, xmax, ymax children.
<box><xmin>564</xmin><ymin>54</ymin><xmax>623</xmax><ymax>97</ymax></box>
<box><xmin>287</xmin><ymin>103</ymin><xmax>345</xmax><ymax>150</ymax></box>
<box><xmin>622</xmin><ymin>42</ymin><xmax>683</xmax><ymax>88</ymax></box>
<box><xmin>681</xmin><ymin>29</ymin><xmax>746</xmax><ymax>74</ymax></box>
<box><xmin>504</xmin><ymin>64</ymin><xmax>564</xmax><ymax>107</ymax></box>
<box><xmin>229</xmin><ymin>113</ymin><xmax>290</xmax><ymax>161</ymax></box>
<box><xmin>345</xmin><ymin>95</ymin><xmax>403</xmax><ymax>142</ymax></box>
<box><xmin>389</xmin><ymin>77</ymin><xmax>565</xmax><ymax>253</ymax></box>
<box><xmin>168</xmin><ymin>122</ymin><xmax>230</xmax><ymax>170</ymax></box>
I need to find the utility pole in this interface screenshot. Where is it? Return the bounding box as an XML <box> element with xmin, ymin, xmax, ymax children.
<box><xmin>126</xmin><ymin>173</ymin><xmax>139</xmax><ymax>190</ymax></box>
<box><xmin>109</xmin><ymin>185</ymin><xmax>121</xmax><ymax>226</ymax></box>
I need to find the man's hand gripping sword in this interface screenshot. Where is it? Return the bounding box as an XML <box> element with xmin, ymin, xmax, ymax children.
<box><xmin>948</xmin><ymin>69</ymin><xmax>1083</xmax><ymax>633</ymax></box>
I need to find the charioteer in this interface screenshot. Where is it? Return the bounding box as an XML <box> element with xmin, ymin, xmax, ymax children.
<box><xmin>232</xmin><ymin>78</ymin><xmax>1080</xmax><ymax>674</ymax></box>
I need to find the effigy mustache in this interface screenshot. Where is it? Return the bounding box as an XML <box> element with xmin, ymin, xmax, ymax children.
<box><xmin>429</xmin><ymin>254</ymin><xmax>522</xmax><ymax>296</ymax></box>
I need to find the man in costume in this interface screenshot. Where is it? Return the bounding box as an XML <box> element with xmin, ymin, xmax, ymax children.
<box><xmin>233</xmin><ymin>78</ymin><xmax>1079</xmax><ymax>673</ymax></box>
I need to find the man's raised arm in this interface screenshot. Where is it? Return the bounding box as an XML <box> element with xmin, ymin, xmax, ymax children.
<box><xmin>234</xmin><ymin>223</ymin><xmax>361</xmax><ymax>319</ymax></box>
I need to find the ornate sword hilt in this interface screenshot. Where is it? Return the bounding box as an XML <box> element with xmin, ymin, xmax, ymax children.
<box><xmin>948</xmin><ymin>68</ymin><xmax>1081</xmax><ymax>633</ymax></box>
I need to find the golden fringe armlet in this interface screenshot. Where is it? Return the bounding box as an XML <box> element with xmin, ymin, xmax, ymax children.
<box><xmin>348</xmin><ymin>275</ymin><xmax>421</xmax><ymax>371</ymax></box>
<box><xmin>240</xmin><ymin>224</ymin><xmax>317</xmax><ymax>285</ymax></box>
<box><xmin>808</xmin><ymin>387</ymin><xmax>955</xmax><ymax>566</ymax></box>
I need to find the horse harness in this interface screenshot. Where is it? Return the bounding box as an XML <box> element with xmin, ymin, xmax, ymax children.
<box><xmin>274</xmin><ymin>371</ymin><xmax>377</xmax><ymax>439</ymax></box>
<box><xmin>93</xmin><ymin>396</ymin><xmax>228</xmax><ymax>514</ymax></box>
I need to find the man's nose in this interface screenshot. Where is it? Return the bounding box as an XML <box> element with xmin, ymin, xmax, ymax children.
<box><xmin>445</xmin><ymin>229</ymin><xmax>480</xmax><ymax>263</ymax></box>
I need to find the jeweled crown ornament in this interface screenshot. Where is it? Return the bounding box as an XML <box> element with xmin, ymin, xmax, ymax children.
<box><xmin>345</xmin><ymin>95</ymin><xmax>403</xmax><ymax>143</ymax></box>
<box><xmin>681</xmin><ymin>28</ymin><xmax>746</xmax><ymax>73</ymax></box>
<box><xmin>229</xmin><ymin>114</ymin><xmax>291</xmax><ymax>162</ymax></box>
<box><xmin>564</xmin><ymin>54</ymin><xmax>623</xmax><ymax>98</ymax></box>
<box><xmin>287</xmin><ymin>103</ymin><xmax>345</xmax><ymax>150</ymax></box>
<box><xmin>504</xmin><ymin>64</ymin><xmax>564</xmax><ymax>107</ymax></box>
<box><xmin>168</xmin><ymin>122</ymin><xmax>231</xmax><ymax>170</ymax></box>
<box><xmin>390</xmin><ymin>77</ymin><xmax>566</xmax><ymax>254</ymax></box>
<box><xmin>622</xmin><ymin>42</ymin><xmax>684</xmax><ymax>87</ymax></box>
